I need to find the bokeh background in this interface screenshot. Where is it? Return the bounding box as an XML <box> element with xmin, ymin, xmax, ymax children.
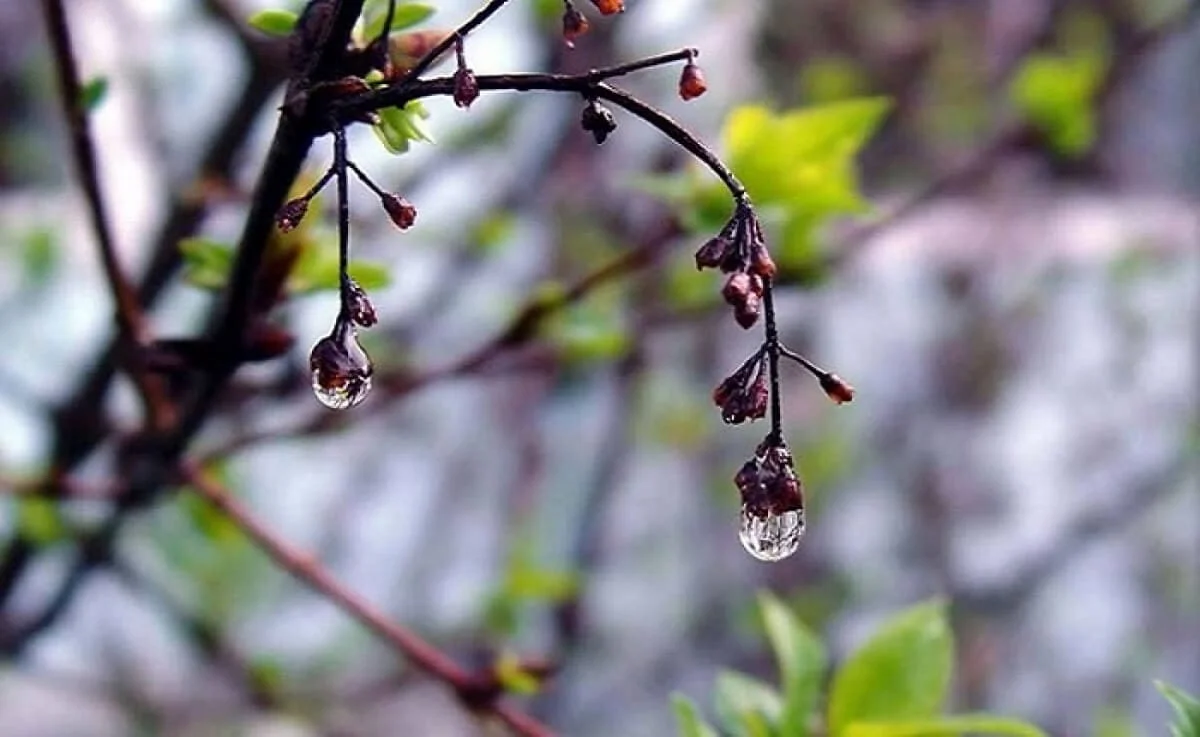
<box><xmin>0</xmin><ymin>0</ymin><xmax>1197</xmax><ymax>735</ymax></box>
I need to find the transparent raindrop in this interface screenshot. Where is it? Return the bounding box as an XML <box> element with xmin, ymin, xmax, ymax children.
<box><xmin>310</xmin><ymin>328</ymin><xmax>373</xmax><ymax>410</ymax></box>
<box><xmin>738</xmin><ymin>505</ymin><xmax>804</xmax><ymax>562</ymax></box>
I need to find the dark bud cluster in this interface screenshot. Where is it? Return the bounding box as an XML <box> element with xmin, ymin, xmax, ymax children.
<box><xmin>580</xmin><ymin>99</ymin><xmax>617</xmax><ymax>144</ymax></box>
<box><xmin>735</xmin><ymin>438</ymin><xmax>803</xmax><ymax>519</ymax></box>
<box><xmin>561</xmin><ymin>1</ymin><xmax>589</xmax><ymax>47</ymax></box>
<box><xmin>694</xmin><ymin>206</ymin><xmax>776</xmax><ymax>328</ymax></box>
<box><xmin>712</xmin><ymin>351</ymin><xmax>768</xmax><ymax>425</ymax></box>
<box><xmin>380</xmin><ymin>192</ymin><xmax>417</xmax><ymax>230</ymax></box>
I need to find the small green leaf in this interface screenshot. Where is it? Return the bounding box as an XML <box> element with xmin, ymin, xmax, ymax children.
<box><xmin>18</xmin><ymin>498</ymin><xmax>67</xmax><ymax>546</ymax></box>
<box><xmin>494</xmin><ymin>652</ymin><xmax>541</xmax><ymax>695</ymax></box>
<box><xmin>1009</xmin><ymin>51</ymin><xmax>1105</xmax><ymax>156</ymax></box>
<box><xmin>20</xmin><ymin>226</ymin><xmax>59</xmax><ymax>287</ymax></box>
<box><xmin>79</xmin><ymin>76</ymin><xmax>108</xmax><ymax>112</ymax></box>
<box><xmin>843</xmin><ymin>714</ymin><xmax>1048</xmax><ymax>737</ymax></box>
<box><xmin>373</xmin><ymin>102</ymin><xmax>434</xmax><ymax>155</ymax></box>
<box><xmin>827</xmin><ymin>599</ymin><xmax>953</xmax><ymax>736</ymax></box>
<box><xmin>714</xmin><ymin>670</ymin><xmax>784</xmax><ymax>736</ymax></box>
<box><xmin>759</xmin><ymin>591</ymin><xmax>826</xmax><ymax>736</ymax></box>
<box><xmin>1156</xmin><ymin>681</ymin><xmax>1200</xmax><ymax>737</ymax></box>
<box><xmin>672</xmin><ymin>694</ymin><xmax>720</xmax><ymax>737</ymax></box>
<box><xmin>247</xmin><ymin>9</ymin><xmax>298</xmax><ymax>36</ymax></box>
<box><xmin>179</xmin><ymin>237</ymin><xmax>234</xmax><ymax>289</ymax></box>
<box><xmin>362</xmin><ymin>2</ymin><xmax>436</xmax><ymax>38</ymax></box>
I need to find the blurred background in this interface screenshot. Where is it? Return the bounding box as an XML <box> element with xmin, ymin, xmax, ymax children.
<box><xmin>0</xmin><ymin>0</ymin><xmax>1196</xmax><ymax>735</ymax></box>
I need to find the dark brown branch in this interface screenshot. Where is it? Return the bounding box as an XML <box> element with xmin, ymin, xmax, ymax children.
<box><xmin>40</xmin><ymin>0</ymin><xmax>173</xmax><ymax>431</ymax></box>
<box><xmin>180</xmin><ymin>461</ymin><xmax>555</xmax><ymax>737</ymax></box>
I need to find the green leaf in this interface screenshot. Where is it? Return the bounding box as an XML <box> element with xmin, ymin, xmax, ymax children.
<box><xmin>827</xmin><ymin>599</ymin><xmax>953</xmax><ymax>736</ymax></box>
<box><xmin>672</xmin><ymin>694</ymin><xmax>720</xmax><ymax>737</ymax></box>
<box><xmin>247</xmin><ymin>9</ymin><xmax>298</xmax><ymax>36</ymax></box>
<box><xmin>362</xmin><ymin>1</ymin><xmax>436</xmax><ymax>38</ymax></box>
<box><xmin>843</xmin><ymin>714</ymin><xmax>1048</xmax><ymax>737</ymax></box>
<box><xmin>373</xmin><ymin>102</ymin><xmax>434</xmax><ymax>155</ymax></box>
<box><xmin>179</xmin><ymin>237</ymin><xmax>234</xmax><ymax>289</ymax></box>
<box><xmin>1009</xmin><ymin>51</ymin><xmax>1105</xmax><ymax>156</ymax></box>
<box><xmin>1156</xmin><ymin>681</ymin><xmax>1200</xmax><ymax>737</ymax></box>
<box><xmin>494</xmin><ymin>652</ymin><xmax>542</xmax><ymax>695</ymax></box>
<box><xmin>20</xmin><ymin>226</ymin><xmax>59</xmax><ymax>287</ymax></box>
<box><xmin>79</xmin><ymin>76</ymin><xmax>108</xmax><ymax>112</ymax></box>
<box><xmin>714</xmin><ymin>670</ymin><xmax>784</xmax><ymax>736</ymax></box>
<box><xmin>18</xmin><ymin>498</ymin><xmax>67</xmax><ymax>546</ymax></box>
<box><xmin>759</xmin><ymin>591</ymin><xmax>826</xmax><ymax>736</ymax></box>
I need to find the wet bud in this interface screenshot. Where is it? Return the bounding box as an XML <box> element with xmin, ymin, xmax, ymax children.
<box><xmin>678</xmin><ymin>62</ymin><xmax>708</xmax><ymax>101</ymax></box>
<box><xmin>580</xmin><ymin>100</ymin><xmax>617</xmax><ymax>144</ymax></box>
<box><xmin>310</xmin><ymin>325</ymin><xmax>373</xmax><ymax>410</ymax></box>
<box><xmin>749</xmin><ymin>273</ymin><xmax>764</xmax><ymax>296</ymax></box>
<box><xmin>734</xmin><ymin>293</ymin><xmax>761</xmax><ymax>329</ymax></box>
<box><xmin>819</xmin><ymin>372</ymin><xmax>855</xmax><ymax>404</ymax></box>
<box><xmin>276</xmin><ymin>197</ymin><xmax>309</xmax><ymax>233</ymax></box>
<box><xmin>562</xmin><ymin>3</ymin><xmax>590</xmax><ymax>47</ymax></box>
<box><xmin>588</xmin><ymin>0</ymin><xmax>624</xmax><ymax>14</ymax></box>
<box><xmin>695</xmin><ymin>235</ymin><xmax>731</xmax><ymax>270</ymax></box>
<box><xmin>749</xmin><ymin>241</ymin><xmax>777</xmax><ymax>280</ymax></box>
<box><xmin>453</xmin><ymin>67</ymin><xmax>480</xmax><ymax>108</ymax></box>
<box><xmin>722</xmin><ymin>272</ymin><xmax>753</xmax><ymax>306</ymax></box>
<box><xmin>714</xmin><ymin>353</ymin><xmax>768</xmax><ymax>424</ymax></box>
<box><xmin>381</xmin><ymin>193</ymin><xmax>417</xmax><ymax>229</ymax></box>
<box><xmin>345</xmin><ymin>280</ymin><xmax>377</xmax><ymax>328</ymax></box>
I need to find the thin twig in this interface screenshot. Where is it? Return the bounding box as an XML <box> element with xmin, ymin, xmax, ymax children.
<box><xmin>179</xmin><ymin>461</ymin><xmax>555</xmax><ymax>737</ymax></box>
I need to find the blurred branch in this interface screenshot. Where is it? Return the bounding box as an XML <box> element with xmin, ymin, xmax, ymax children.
<box><xmin>180</xmin><ymin>461</ymin><xmax>556</xmax><ymax>737</ymax></box>
<box><xmin>40</xmin><ymin>0</ymin><xmax>172</xmax><ymax>430</ymax></box>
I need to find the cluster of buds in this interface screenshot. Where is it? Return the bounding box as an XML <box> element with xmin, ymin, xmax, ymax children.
<box><xmin>735</xmin><ymin>437</ymin><xmax>803</xmax><ymax>519</ymax></box>
<box><xmin>695</xmin><ymin>206</ymin><xmax>776</xmax><ymax>328</ymax></box>
<box><xmin>580</xmin><ymin>99</ymin><xmax>617</xmax><ymax>144</ymax></box>
<box><xmin>712</xmin><ymin>350</ymin><xmax>767</xmax><ymax>424</ymax></box>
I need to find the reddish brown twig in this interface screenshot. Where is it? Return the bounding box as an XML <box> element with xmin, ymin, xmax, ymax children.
<box><xmin>179</xmin><ymin>460</ymin><xmax>556</xmax><ymax>737</ymax></box>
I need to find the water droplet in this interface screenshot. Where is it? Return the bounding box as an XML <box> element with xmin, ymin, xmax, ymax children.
<box><xmin>310</xmin><ymin>328</ymin><xmax>373</xmax><ymax>410</ymax></box>
<box><xmin>738</xmin><ymin>505</ymin><xmax>804</xmax><ymax>562</ymax></box>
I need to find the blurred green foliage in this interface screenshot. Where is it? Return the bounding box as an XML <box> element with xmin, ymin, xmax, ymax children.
<box><xmin>674</xmin><ymin>594</ymin><xmax>1047</xmax><ymax>737</ymax></box>
<box><xmin>1157</xmin><ymin>681</ymin><xmax>1200</xmax><ymax>737</ymax></box>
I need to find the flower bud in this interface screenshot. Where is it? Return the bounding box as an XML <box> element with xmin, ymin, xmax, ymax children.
<box><xmin>722</xmin><ymin>272</ymin><xmax>753</xmax><ymax>306</ymax></box>
<box><xmin>819</xmin><ymin>372</ymin><xmax>855</xmax><ymax>404</ymax></box>
<box><xmin>345</xmin><ymin>279</ymin><xmax>377</xmax><ymax>328</ymax></box>
<box><xmin>588</xmin><ymin>0</ymin><xmax>624</xmax><ymax>14</ymax></box>
<box><xmin>678</xmin><ymin>62</ymin><xmax>708</xmax><ymax>101</ymax></box>
<box><xmin>381</xmin><ymin>193</ymin><xmax>417</xmax><ymax>229</ymax></box>
<box><xmin>276</xmin><ymin>197</ymin><xmax>310</xmax><ymax>233</ymax></box>
<box><xmin>749</xmin><ymin>241</ymin><xmax>777</xmax><ymax>280</ymax></box>
<box><xmin>694</xmin><ymin>235</ymin><xmax>731</xmax><ymax>270</ymax></box>
<box><xmin>734</xmin><ymin>293</ymin><xmax>761</xmax><ymax>329</ymax></box>
<box><xmin>562</xmin><ymin>3</ymin><xmax>589</xmax><ymax>47</ymax></box>
<box><xmin>453</xmin><ymin>67</ymin><xmax>480</xmax><ymax>108</ymax></box>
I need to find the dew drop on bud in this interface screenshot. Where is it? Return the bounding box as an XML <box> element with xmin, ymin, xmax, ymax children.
<box><xmin>310</xmin><ymin>328</ymin><xmax>373</xmax><ymax>410</ymax></box>
<box><xmin>738</xmin><ymin>505</ymin><xmax>804</xmax><ymax>562</ymax></box>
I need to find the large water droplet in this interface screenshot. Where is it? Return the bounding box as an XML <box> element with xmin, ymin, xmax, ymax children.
<box><xmin>310</xmin><ymin>329</ymin><xmax>373</xmax><ymax>410</ymax></box>
<box><xmin>739</xmin><ymin>505</ymin><xmax>804</xmax><ymax>562</ymax></box>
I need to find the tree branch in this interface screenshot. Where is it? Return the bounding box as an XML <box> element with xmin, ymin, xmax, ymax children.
<box><xmin>179</xmin><ymin>460</ymin><xmax>555</xmax><ymax>737</ymax></box>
